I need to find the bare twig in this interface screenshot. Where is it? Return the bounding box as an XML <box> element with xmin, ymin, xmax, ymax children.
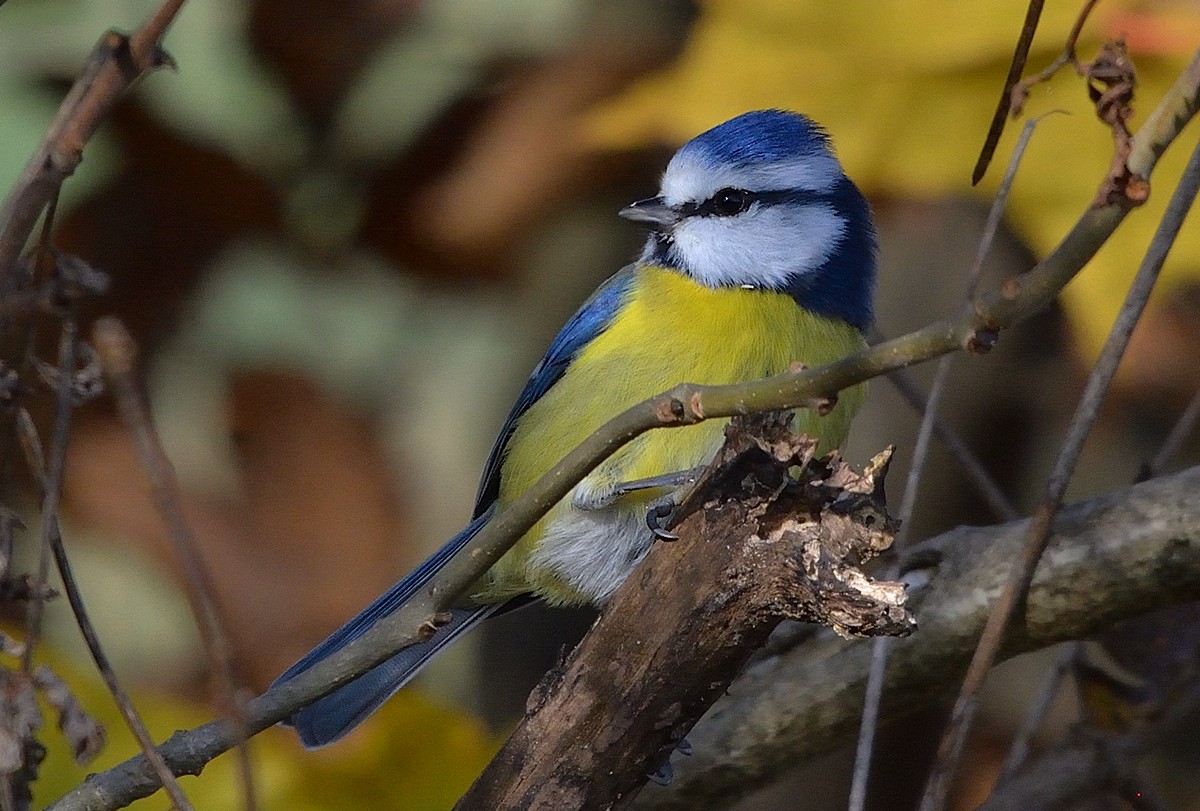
<box><xmin>9</xmin><ymin>188</ymin><xmax>63</xmax><ymax>674</ymax></box>
<box><xmin>92</xmin><ymin>318</ymin><xmax>258</xmax><ymax>811</ymax></box>
<box><xmin>44</xmin><ymin>531</ymin><xmax>192</xmax><ymax>809</ymax></box>
<box><xmin>1143</xmin><ymin>383</ymin><xmax>1200</xmax><ymax>479</ymax></box>
<box><xmin>0</xmin><ymin>0</ymin><xmax>187</xmax><ymax>288</ymax></box>
<box><xmin>849</xmin><ymin>116</ymin><xmax>1041</xmax><ymax>811</ymax></box>
<box><xmin>972</xmin><ymin>0</ymin><xmax>1046</xmax><ymax>184</ymax></box>
<box><xmin>918</xmin><ymin>127</ymin><xmax>1200</xmax><ymax>811</ymax></box>
<box><xmin>127</xmin><ymin>0</ymin><xmax>187</xmax><ymax>62</ymax></box>
<box><xmin>904</xmin><ymin>115</ymin><xmax>1041</xmax><ymax>543</ymax></box>
<box><xmin>20</xmin><ymin>320</ymin><xmax>76</xmax><ymax>673</ymax></box>
<box><xmin>1009</xmin><ymin>0</ymin><xmax>1102</xmax><ymax>117</ymax></box>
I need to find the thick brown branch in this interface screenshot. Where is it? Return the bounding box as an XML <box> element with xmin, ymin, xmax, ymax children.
<box><xmin>455</xmin><ymin>415</ymin><xmax>912</xmax><ymax>811</ymax></box>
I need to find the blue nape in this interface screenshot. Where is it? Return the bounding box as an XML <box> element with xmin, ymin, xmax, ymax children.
<box><xmin>783</xmin><ymin>176</ymin><xmax>877</xmax><ymax>333</ymax></box>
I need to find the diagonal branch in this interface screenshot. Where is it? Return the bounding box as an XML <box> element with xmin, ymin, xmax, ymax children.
<box><xmin>971</xmin><ymin>0</ymin><xmax>1046</xmax><ymax>184</ymax></box>
<box><xmin>92</xmin><ymin>318</ymin><xmax>259</xmax><ymax>811</ymax></box>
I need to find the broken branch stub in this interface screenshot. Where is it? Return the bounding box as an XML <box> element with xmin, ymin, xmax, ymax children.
<box><xmin>455</xmin><ymin>412</ymin><xmax>913</xmax><ymax>811</ymax></box>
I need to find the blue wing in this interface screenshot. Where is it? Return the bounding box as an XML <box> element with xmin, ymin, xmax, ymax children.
<box><xmin>472</xmin><ymin>264</ymin><xmax>638</xmax><ymax>516</ymax></box>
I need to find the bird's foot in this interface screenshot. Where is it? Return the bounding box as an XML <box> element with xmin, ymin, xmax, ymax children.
<box><xmin>646</xmin><ymin>497</ymin><xmax>679</xmax><ymax>541</ymax></box>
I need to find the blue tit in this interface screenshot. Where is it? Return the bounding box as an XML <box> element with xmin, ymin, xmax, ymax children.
<box><xmin>274</xmin><ymin>109</ymin><xmax>877</xmax><ymax>747</ymax></box>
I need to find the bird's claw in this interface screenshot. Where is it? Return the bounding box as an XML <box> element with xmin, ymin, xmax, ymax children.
<box><xmin>646</xmin><ymin>500</ymin><xmax>679</xmax><ymax>541</ymax></box>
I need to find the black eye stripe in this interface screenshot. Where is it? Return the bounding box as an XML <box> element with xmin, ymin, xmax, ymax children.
<box><xmin>679</xmin><ymin>188</ymin><xmax>833</xmax><ymax>218</ymax></box>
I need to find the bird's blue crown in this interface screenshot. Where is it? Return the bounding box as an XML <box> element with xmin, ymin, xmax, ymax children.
<box><xmin>677</xmin><ymin>109</ymin><xmax>834</xmax><ymax>171</ymax></box>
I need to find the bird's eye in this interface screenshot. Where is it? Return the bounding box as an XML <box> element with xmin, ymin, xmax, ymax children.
<box><xmin>710</xmin><ymin>187</ymin><xmax>752</xmax><ymax>216</ymax></box>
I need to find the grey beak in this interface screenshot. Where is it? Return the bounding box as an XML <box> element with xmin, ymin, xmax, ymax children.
<box><xmin>619</xmin><ymin>196</ymin><xmax>680</xmax><ymax>230</ymax></box>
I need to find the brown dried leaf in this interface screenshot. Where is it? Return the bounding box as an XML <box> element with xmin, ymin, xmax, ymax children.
<box><xmin>32</xmin><ymin>666</ymin><xmax>106</xmax><ymax>766</ymax></box>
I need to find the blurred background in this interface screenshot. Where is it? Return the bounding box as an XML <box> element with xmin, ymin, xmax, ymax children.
<box><xmin>1</xmin><ymin>0</ymin><xmax>1199</xmax><ymax>808</ymax></box>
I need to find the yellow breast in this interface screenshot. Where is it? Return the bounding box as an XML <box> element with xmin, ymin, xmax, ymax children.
<box><xmin>478</xmin><ymin>264</ymin><xmax>867</xmax><ymax>603</ymax></box>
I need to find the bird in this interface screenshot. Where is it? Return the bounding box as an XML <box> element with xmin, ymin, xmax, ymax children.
<box><xmin>273</xmin><ymin>109</ymin><xmax>877</xmax><ymax>748</ymax></box>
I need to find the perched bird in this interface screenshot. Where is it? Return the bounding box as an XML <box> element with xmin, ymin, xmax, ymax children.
<box><xmin>274</xmin><ymin>109</ymin><xmax>877</xmax><ymax>747</ymax></box>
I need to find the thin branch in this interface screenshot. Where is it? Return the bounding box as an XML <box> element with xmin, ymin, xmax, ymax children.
<box><xmin>91</xmin><ymin>318</ymin><xmax>258</xmax><ymax>811</ymax></box>
<box><xmin>1143</xmin><ymin>383</ymin><xmax>1200</xmax><ymax>479</ymax></box>
<box><xmin>905</xmin><ymin>114</ymin><xmax>1041</xmax><ymax>546</ymax></box>
<box><xmin>849</xmin><ymin>115</ymin><xmax>1044</xmax><ymax>811</ymax></box>
<box><xmin>972</xmin><ymin>0</ymin><xmax>1046</xmax><ymax>184</ymax></box>
<box><xmin>127</xmin><ymin>0</ymin><xmax>187</xmax><ymax>62</ymax></box>
<box><xmin>46</xmin><ymin>533</ymin><xmax>194</xmax><ymax>810</ymax></box>
<box><xmin>0</xmin><ymin>0</ymin><xmax>187</xmax><ymax>288</ymax></box>
<box><xmin>974</xmin><ymin>0</ymin><xmax>1100</xmax><ymax>183</ymax></box>
<box><xmin>1009</xmin><ymin>0</ymin><xmax>1103</xmax><ymax>118</ymax></box>
<box><xmin>20</xmin><ymin>320</ymin><xmax>76</xmax><ymax>673</ymax></box>
<box><xmin>11</xmin><ymin>189</ymin><xmax>64</xmax><ymax>672</ymax></box>
<box><xmin>917</xmin><ymin>126</ymin><xmax>1200</xmax><ymax>811</ymax></box>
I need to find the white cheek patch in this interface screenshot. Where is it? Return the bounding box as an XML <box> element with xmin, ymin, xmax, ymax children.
<box><xmin>670</xmin><ymin>204</ymin><xmax>847</xmax><ymax>289</ymax></box>
<box><xmin>661</xmin><ymin>151</ymin><xmax>842</xmax><ymax>205</ymax></box>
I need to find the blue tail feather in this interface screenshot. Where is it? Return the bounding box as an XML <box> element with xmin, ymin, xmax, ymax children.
<box><xmin>273</xmin><ymin>510</ymin><xmax>499</xmax><ymax>747</ymax></box>
<box><xmin>286</xmin><ymin>604</ymin><xmax>499</xmax><ymax>747</ymax></box>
